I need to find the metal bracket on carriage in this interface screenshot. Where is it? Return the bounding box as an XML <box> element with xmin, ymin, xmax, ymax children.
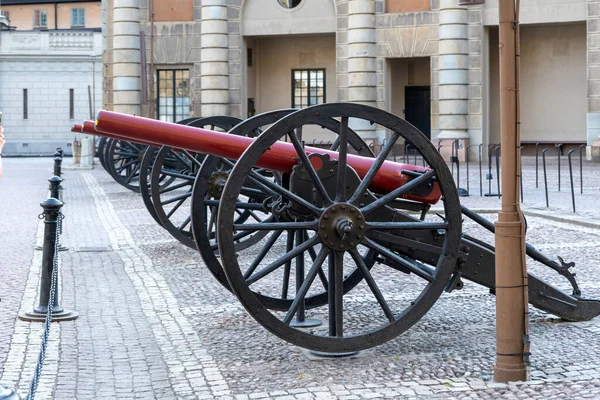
<box><xmin>400</xmin><ymin>169</ymin><xmax>437</xmax><ymax>198</ymax></box>
<box><xmin>550</xmin><ymin>256</ymin><xmax>581</xmax><ymax>297</ymax></box>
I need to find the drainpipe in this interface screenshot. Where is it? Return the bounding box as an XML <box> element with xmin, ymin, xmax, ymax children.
<box><xmin>494</xmin><ymin>0</ymin><xmax>528</xmax><ymax>382</ymax></box>
<box><xmin>55</xmin><ymin>3</ymin><xmax>58</xmax><ymax>30</ymax></box>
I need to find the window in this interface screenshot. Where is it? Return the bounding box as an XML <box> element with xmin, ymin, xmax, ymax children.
<box><xmin>278</xmin><ymin>0</ymin><xmax>302</xmax><ymax>9</ymax></box>
<box><xmin>71</xmin><ymin>8</ymin><xmax>85</xmax><ymax>28</ymax></box>
<box><xmin>157</xmin><ymin>70</ymin><xmax>190</xmax><ymax>122</ymax></box>
<box><xmin>292</xmin><ymin>69</ymin><xmax>325</xmax><ymax>108</ymax></box>
<box><xmin>69</xmin><ymin>89</ymin><xmax>74</xmax><ymax>119</ymax></box>
<box><xmin>23</xmin><ymin>89</ymin><xmax>28</xmax><ymax>119</ymax></box>
<box><xmin>33</xmin><ymin>9</ymin><xmax>47</xmax><ymax>29</ymax></box>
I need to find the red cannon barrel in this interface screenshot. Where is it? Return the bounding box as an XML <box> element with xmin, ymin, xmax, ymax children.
<box><xmin>73</xmin><ymin>120</ymin><xmax>160</xmax><ymax>148</ymax></box>
<box><xmin>94</xmin><ymin>110</ymin><xmax>441</xmax><ymax>204</ymax></box>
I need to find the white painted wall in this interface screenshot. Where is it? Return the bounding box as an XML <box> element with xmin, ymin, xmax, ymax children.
<box><xmin>242</xmin><ymin>0</ymin><xmax>335</xmax><ymax>36</ymax></box>
<box><xmin>0</xmin><ymin>30</ymin><xmax>103</xmax><ymax>155</ymax></box>
<box><xmin>488</xmin><ymin>24</ymin><xmax>586</xmax><ymax>144</ymax></box>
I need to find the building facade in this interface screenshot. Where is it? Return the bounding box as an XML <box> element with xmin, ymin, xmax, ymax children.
<box><xmin>103</xmin><ymin>1</ymin><xmax>598</xmax><ymax>157</ymax></box>
<box><xmin>0</xmin><ymin>0</ymin><xmax>102</xmax><ymax>155</ymax></box>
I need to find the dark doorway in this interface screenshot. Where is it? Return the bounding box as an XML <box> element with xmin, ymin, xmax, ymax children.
<box><xmin>404</xmin><ymin>86</ymin><xmax>431</xmax><ymax>139</ymax></box>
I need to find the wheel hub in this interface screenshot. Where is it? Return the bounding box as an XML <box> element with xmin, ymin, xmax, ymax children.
<box><xmin>208</xmin><ymin>171</ymin><xmax>229</xmax><ymax>199</ymax></box>
<box><xmin>318</xmin><ymin>203</ymin><xmax>364</xmax><ymax>250</ymax></box>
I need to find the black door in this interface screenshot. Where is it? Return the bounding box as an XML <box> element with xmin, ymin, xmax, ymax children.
<box><xmin>404</xmin><ymin>86</ymin><xmax>431</xmax><ymax>139</ymax></box>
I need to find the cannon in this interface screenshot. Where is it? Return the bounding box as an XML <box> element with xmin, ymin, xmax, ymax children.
<box><xmin>77</xmin><ymin>103</ymin><xmax>600</xmax><ymax>354</ymax></box>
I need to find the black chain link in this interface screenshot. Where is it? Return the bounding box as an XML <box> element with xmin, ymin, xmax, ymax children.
<box><xmin>26</xmin><ymin>212</ymin><xmax>62</xmax><ymax>400</ymax></box>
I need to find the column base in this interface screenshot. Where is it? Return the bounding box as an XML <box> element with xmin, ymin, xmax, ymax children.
<box><xmin>18</xmin><ymin>309</ymin><xmax>79</xmax><ymax>322</ymax></box>
<box><xmin>435</xmin><ymin>138</ymin><xmax>470</xmax><ymax>162</ymax></box>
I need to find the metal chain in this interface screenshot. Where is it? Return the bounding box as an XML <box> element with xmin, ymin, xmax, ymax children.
<box><xmin>26</xmin><ymin>212</ymin><xmax>63</xmax><ymax>400</ymax></box>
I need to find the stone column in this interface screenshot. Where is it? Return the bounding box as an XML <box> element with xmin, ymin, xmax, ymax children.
<box><xmin>588</xmin><ymin>0</ymin><xmax>600</xmax><ymax>160</ymax></box>
<box><xmin>112</xmin><ymin>0</ymin><xmax>141</xmax><ymax>115</ymax></box>
<box><xmin>347</xmin><ymin>0</ymin><xmax>379</xmax><ymax>140</ymax></box>
<box><xmin>201</xmin><ymin>0</ymin><xmax>229</xmax><ymax>117</ymax></box>
<box><xmin>438</xmin><ymin>0</ymin><xmax>469</xmax><ymax>158</ymax></box>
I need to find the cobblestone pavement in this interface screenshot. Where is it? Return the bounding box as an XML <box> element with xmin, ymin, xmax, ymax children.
<box><xmin>0</xmin><ymin>157</ymin><xmax>600</xmax><ymax>399</ymax></box>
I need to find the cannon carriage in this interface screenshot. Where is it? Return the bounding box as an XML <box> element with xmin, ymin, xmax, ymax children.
<box><xmin>75</xmin><ymin>103</ymin><xmax>600</xmax><ymax>354</ymax></box>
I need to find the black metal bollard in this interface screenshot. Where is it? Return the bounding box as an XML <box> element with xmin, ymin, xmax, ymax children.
<box><xmin>568</xmin><ymin>150</ymin><xmax>576</xmax><ymax>213</ymax></box>
<box><xmin>56</xmin><ymin>147</ymin><xmax>64</xmax><ymax>158</ymax></box>
<box><xmin>485</xmin><ymin>144</ymin><xmax>494</xmax><ymax>196</ymax></box>
<box><xmin>579</xmin><ymin>144</ymin><xmax>585</xmax><ymax>194</ymax></box>
<box><xmin>53</xmin><ymin>156</ymin><xmax>62</xmax><ymax>178</ymax></box>
<box><xmin>466</xmin><ymin>144</ymin><xmax>473</xmax><ymax>195</ymax></box>
<box><xmin>556</xmin><ymin>143</ymin><xmax>563</xmax><ymax>191</ymax></box>
<box><xmin>535</xmin><ymin>142</ymin><xmax>540</xmax><ymax>188</ymax></box>
<box><xmin>48</xmin><ymin>176</ymin><xmax>68</xmax><ymax>251</ymax></box>
<box><xmin>542</xmin><ymin>148</ymin><xmax>549</xmax><ymax>208</ymax></box>
<box><xmin>519</xmin><ymin>146</ymin><xmax>524</xmax><ymax>203</ymax></box>
<box><xmin>19</xmin><ymin>198</ymin><xmax>78</xmax><ymax>322</ymax></box>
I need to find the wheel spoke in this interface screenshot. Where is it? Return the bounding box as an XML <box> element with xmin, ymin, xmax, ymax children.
<box><xmin>160</xmin><ymin>169</ymin><xmax>196</xmax><ymax>181</ymax></box>
<box><xmin>233</xmin><ymin>221</ymin><xmax>316</xmax><ymax>231</ymax></box>
<box><xmin>182</xmin><ymin>150</ymin><xmax>203</xmax><ymax>168</ymax></box>
<box><xmin>336</xmin><ymin>117</ymin><xmax>348</xmax><ymax>202</ymax></box>
<box><xmin>362</xmin><ymin>237</ymin><xmax>434</xmax><ymax>282</ymax></box>
<box><xmin>328</xmin><ymin>251</ymin><xmax>344</xmax><ymax>336</ymax></box>
<box><xmin>243</xmin><ymin>230</ymin><xmax>285</xmax><ymax>279</ymax></box>
<box><xmin>125</xmin><ymin>164</ymin><xmax>141</xmax><ymax>183</ymax></box>
<box><xmin>360</xmin><ymin>169</ymin><xmax>436</xmax><ymax>216</ymax></box>
<box><xmin>366</xmin><ymin>221</ymin><xmax>448</xmax><ymax>231</ymax></box>
<box><xmin>283</xmin><ymin>246</ymin><xmax>330</xmax><ymax>324</ymax></box>
<box><xmin>178</xmin><ymin>215</ymin><xmax>191</xmax><ymax>231</ymax></box>
<box><xmin>349</xmin><ymin>249</ymin><xmax>395</xmax><ymax>322</ymax></box>
<box><xmin>281</xmin><ymin>230</ymin><xmax>295</xmax><ymax>299</ymax></box>
<box><xmin>246</xmin><ymin>235</ymin><xmax>319</xmax><ymax>285</ymax></box>
<box><xmin>208</xmin><ymin>206</ymin><xmax>217</xmax><ymax>239</ymax></box>
<box><xmin>305</xmin><ymin>232</ymin><xmax>328</xmax><ymax>290</ymax></box>
<box><xmin>348</xmin><ymin>132</ymin><xmax>400</xmax><ymax>204</ymax></box>
<box><xmin>161</xmin><ymin>191</ymin><xmax>192</xmax><ymax>206</ymax></box>
<box><xmin>165</xmin><ymin>196</ymin><xmax>188</xmax><ymax>219</ymax></box>
<box><xmin>172</xmin><ymin>151</ymin><xmax>193</xmax><ymax>170</ymax></box>
<box><xmin>289</xmin><ymin>128</ymin><xmax>332</xmax><ymax>206</ymax></box>
<box><xmin>248</xmin><ymin>169</ymin><xmax>322</xmax><ymax>216</ymax></box>
<box><xmin>159</xmin><ymin>181</ymin><xmax>190</xmax><ymax>194</ymax></box>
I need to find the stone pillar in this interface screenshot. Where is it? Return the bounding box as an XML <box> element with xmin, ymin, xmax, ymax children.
<box><xmin>112</xmin><ymin>0</ymin><xmax>141</xmax><ymax>115</ymax></box>
<box><xmin>588</xmin><ymin>0</ymin><xmax>600</xmax><ymax>159</ymax></box>
<box><xmin>201</xmin><ymin>0</ymin><xmax>229</xmax><ymax>117</ymax></box>
<box><xmin>347</xmin><ymin>0</ymin><xmax>379</xmax><ymax>140</ymax></box>
<box><xmin>438</xmin><ymin>0</ymin><xmax>469</xmax><ymax>157</ymax></box>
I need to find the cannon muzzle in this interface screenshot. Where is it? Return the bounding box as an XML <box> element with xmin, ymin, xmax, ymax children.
<box><xmin>93</xmin><ymin>110</ymin><xmax>441</xmax><ymax>204</ymax></box>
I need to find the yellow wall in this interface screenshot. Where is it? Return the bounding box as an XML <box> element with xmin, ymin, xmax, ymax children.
<box><xmin>488</xmin><ymin>23</ymin><xmax>586</xmax><ymax>144</ymax></box>
<box><xmin>389</xmin><ymin>57</ymin><xmax>431</xmax><ymax>119</ymax></box>
<box><xmin>249</xmin><ymin>34</ymin><xmax>337</xmax><ymax>142</ymax></box>
<box><xmin>3</xmin><ymin>2</ymin><xmax>101</xmax><ymax>30</ymax></box>
<box><xmin>386</xmin><ymin>0</ymin><xmax>430</xmax><ymax>13</ymax></box>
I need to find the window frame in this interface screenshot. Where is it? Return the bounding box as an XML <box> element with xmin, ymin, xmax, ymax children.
<box><xmin>23</xmin><ymin>89</ymin><xmax>28</xmax><ymax>120</ymax></box>
<box><xmin>291</xmin><ymin>68</ymin><xmax>326</xmax><ymax>109</ymax></box>
<box><xmin>69</xmin><ymin>89</ymin><xmax>75</xmax><ymax>119</ymax></box>
<box><xmin>70</xmin><ymin>7</ymin><xmax>85</xmax><ymax>28</ymax></box>
<box><xmin>156</xmin><ymin>69</ymin><xmax>191</xmax><ymax>123</ymax></box>
<box><xmin>33</xmin><ymin>9</ymin><xmax>48</xmax><ymax>29</ymax></box>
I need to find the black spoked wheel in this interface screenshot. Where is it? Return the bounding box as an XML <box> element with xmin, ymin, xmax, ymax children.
<box><xmin>150</xmin><ymin>116</ymin><xmax>243</xmax><ymax>248</ymax></box>
<box><xmin>97</xmin><ymin>136</ymin><xmax>109</xmax><ymax>171</ymax></box>
<box><xmin>217</xmin><ymin>103</ymin><xmax>461</xmax><ymax>352</ymax></box>
<box><xmin>139</xmin><ymin>117</ymin><xmax>205</xmax><ymax>226</ymax></box>
<box><xmin>196</xmin><ymin>108</ymin><xmax>378</xmax><ymax>311</ymax></box>
<box><xmin>105</xmin><ymin>139</ymin><xmax>148</xmax><ymax>193</ymax></box>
